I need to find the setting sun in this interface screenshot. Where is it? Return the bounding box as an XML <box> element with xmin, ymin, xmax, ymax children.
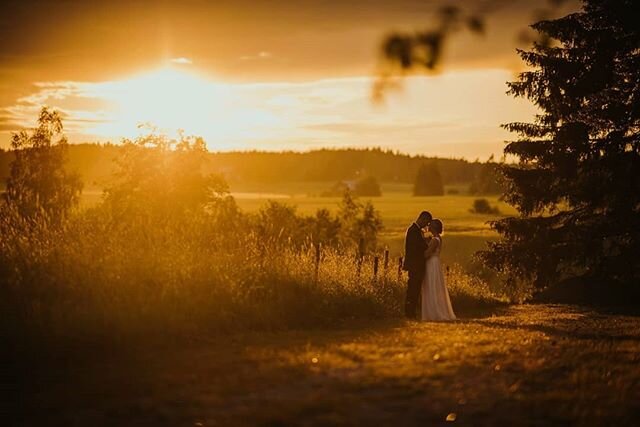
<box><xmin>87</xmin><ymin>67</ymin><xmax>238</xmax><ymax>145</ymax></box>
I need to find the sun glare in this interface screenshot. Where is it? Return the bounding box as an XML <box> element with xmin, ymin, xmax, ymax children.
<box><xmin>86</xmin><ymin>67</ymin><xmax>265</xmax><ymax>148</ymax></box>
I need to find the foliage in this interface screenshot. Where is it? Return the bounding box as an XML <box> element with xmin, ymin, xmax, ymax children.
<box><xmin>469</xmin><ymin>156</ymin><xmax>503</xmax><ymax>195</ymax></box>
<box><xmin>479</xmin><ymin>0</ymin><xmax>640</xmax><ymax>291</ymax></box>
<box><xmin>337</xmin><ymin>190</ymin><xmax>383</xmax><ymax>253</ymax></box>
<box><xmin>103</xmin><ymin>130</ymin><xmax>234</xmax><ymax>220</ymax></box>
<box><xmin>0</xmin><ymin>124</ymin><xmax>413</xmax><ymax>352</ymax></box>
<box><xmin>308</xmin><ymin>208</ymin><xmax>342</xmax><ymax>247</ymax></box>
<box><xmin>354</xmin><ymin>175</ymin><xmax>382</xmax><ymax>197</ymax></box>
<box><xmin>413</xmin><ymin>162</ymin><xmax>444</xmax><ymax>196</ymax></box>
<box><xmin>374</xmin><ymin>1</ymin><xmax>571</xmax><ymax>100</ymax></box>
<box><xmin>470</xmin><ymin>198</ymin><xmax>500</xmax><ymax>215</ymax></box>
<box><xmin>0</xmin><ymin>112</ymin><xmax>504</xmax><ymax>358</ymax></box>
<box><xmin>0</xmin><ymin>145</ymin><xmax>490</xmax><ymax>188</ymax></box>
<box><xmin>3</xmin><ymin>107</ymin><xmax>82</xmax><ymax>224</ymax></box>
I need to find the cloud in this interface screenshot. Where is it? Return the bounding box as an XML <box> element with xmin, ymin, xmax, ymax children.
<box><xmin>170</xmin><ymin>57</ymin><xmax>192</xmax><ymax>65</ymax></box>
<box><xmin>0</xmin><ymin>68</ymin><xmax>537</xmax><ymax>160</ymax></box>
<box><xmin>240</xmin><ymin>51</ymin><xmax>273</xmax><ymax>61</ymax></box>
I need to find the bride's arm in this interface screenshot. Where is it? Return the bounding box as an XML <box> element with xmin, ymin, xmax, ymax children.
<box><xmin>424</xmin><ymin>238</ymin><xmax>439</xmax><ymax>259</ymax></box>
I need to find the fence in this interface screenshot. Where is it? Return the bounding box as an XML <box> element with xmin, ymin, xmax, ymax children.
<box><xmin>312</xmin><ymin>240</ymin><xmax>451</xmax><ymax>284</ymax></box>
<box><xmin>313</xmin><ymin>240</ymin><xmax>405</xmax><ymax>283</ymax></box>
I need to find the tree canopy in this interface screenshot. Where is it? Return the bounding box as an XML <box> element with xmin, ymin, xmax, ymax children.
<box><xmin>479</xmin><ymin>0</ymin><xmax>640</xmax><ymax>289</ymax></box>
<box><xmin>3</xmin><ymin>107</ymin><xmax>82</xmax><ymax>224</ymax></box>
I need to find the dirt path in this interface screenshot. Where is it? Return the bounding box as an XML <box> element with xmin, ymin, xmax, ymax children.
<box><xmin>11</xmin><ymin>305</ymin><xmax>640</xmax><ymax>426</ymax></box>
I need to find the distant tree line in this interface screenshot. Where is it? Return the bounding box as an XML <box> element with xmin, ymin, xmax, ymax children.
<box><xmin>0</xmin><ymin>144</ymin><xmax>500</xmax><ymax>192</ymax></box>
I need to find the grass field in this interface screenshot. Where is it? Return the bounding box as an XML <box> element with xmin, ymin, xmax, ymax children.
<box><xmin>9</xmin><ymin>304</ymin><xmax>639</xmax><ymax>426</ymax></box>
<box><xmin>80</xmin><ymin>182</ymin><xmax>515</xmax><ymax>272</ymax></box>
<box><xmin>229</xmin><ymin>182</ymin><xmax>517</xmax><ymax>270</ymax></box>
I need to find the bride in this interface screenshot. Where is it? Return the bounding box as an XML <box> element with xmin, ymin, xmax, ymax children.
<box><xmin>421</xmin><ymin>219</ymin><xmax>456</xmax><ymax>321</ymax></box>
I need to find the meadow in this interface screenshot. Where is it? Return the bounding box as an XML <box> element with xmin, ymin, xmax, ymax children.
<box><xmin>10</xmin><ymin>304</ymin><xmax>640</xmax><ymax>426</ymax></box>
<box><xmin>81</xmin><ymin>181</ymin><xmax>516</xmax><ymax>272</ymax></box>
<box><xmin>228</xmin><ymin>182</ymin><xmax>517</xmax><ymax>271</ymax></box>
<box><xmin>4</xmin><ymin>125</ymin><xmax>638</xmax><ymax>427</ymax></box>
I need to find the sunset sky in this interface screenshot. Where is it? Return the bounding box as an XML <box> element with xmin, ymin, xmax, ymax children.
<box><xmin>0</xmin><ymin>0</ymin><xmax>578</xmax><ymax>160</ymax></box>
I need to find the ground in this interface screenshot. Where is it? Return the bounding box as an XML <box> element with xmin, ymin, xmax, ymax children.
<box><xmin>10</xmin><ymin>304</ymin><xmax>640</xmax><ymax>426</ymax></box>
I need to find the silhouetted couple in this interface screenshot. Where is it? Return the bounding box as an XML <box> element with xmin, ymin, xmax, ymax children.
<box><xmin>403</xmin><ymin>211</ymin><xmax>456</xmax><ymax>321</ymax></box>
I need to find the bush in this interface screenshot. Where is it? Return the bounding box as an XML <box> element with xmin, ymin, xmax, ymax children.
<box><xmin>354</xmin><ymin>176</ymin><xmax>382</xmax><ymax>197</ymax></box>
<box><xmin>0</xmin><ymin>204</ymin><xmax>403</xmax><ymax>345</ymax></box>
<box><xmin>445</xmin><ymin>264</ymin><xmax>509</xmax><ymax>313</ymax></box>
<box><xmin>470</xmin><ymin>198</ymin><xmax>500</xmax><ymax>215</ymax></box>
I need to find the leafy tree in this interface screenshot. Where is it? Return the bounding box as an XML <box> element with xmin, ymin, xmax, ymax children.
<box><xmin>256</xmin><ymin>200</ymin><xmax>304</xmax><ymax>247</ymax></box>
<box><xmin>354</xmin><ymin>175</ymin><xmax>382</xmax><ymax>197</ymax></box>
<box><xmin>337</xmin><ymin>191</ymin><xmax>383</xmax><ymax>252</ymax></box>
<box><xmin>3</xmin><ymin>107</ymin><xmax>82</xmax><ymax>224</ymax></box>
<box><xmin>104</xmin><ymin>130</ymin><xmax>233</xmax><ymax>222</ymax></box>
<box><xmin>308</xmin><ymin>208</ymin><xmax>342</xmax><ymax>247</ymax></box>
<box><xmin>479</xmin><ymin>0</ymin><xmax>640</xmax><ymax>289</ymax></box>
<box><xmin>413</xmin><ymin>162</ymin><xmax>444</xmax><ymax>196</ymax></box>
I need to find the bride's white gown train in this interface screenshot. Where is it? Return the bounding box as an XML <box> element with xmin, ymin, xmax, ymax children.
<box><xmin>421</xmin><ymin>237</ymin><xmax>456</xmax><ymax>321</ymax></box>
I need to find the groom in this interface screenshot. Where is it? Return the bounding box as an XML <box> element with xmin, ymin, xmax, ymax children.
<box><xmin>402</xmin><ymin>211</ymin><xmax>432</xmax><ymax>319</ymax></box>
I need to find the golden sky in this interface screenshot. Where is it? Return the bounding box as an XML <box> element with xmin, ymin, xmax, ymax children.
<box><xmin>0</xmin><ymin>0</ymin><xmax>579</xmax><ymax>159</ymax></box>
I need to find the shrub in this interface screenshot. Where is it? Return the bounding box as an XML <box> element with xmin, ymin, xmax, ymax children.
<box><xmin>470</xmin><ymin>198</ymin><xmax>500</xmax><ymax>215</ymax></box>
<box><xmin>354</xmin><ymin>176</ymin><xmax>382</xmax><ymax>197</ymax></box>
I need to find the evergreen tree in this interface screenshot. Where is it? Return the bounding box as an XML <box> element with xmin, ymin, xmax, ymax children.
<box><xmin>479</xmin><ymin>0</ymin><xmax>640</xmax><ymax>290</ymax></box>
<box><xmin>413</xmin><ymin>162</ymin><xmax>444</xmax><ymax>196</ymax></box>
<box><xmin>4</xmin><ymin>107</ymin><xmax>82</xmax><ymax>224</ymax></box>
<box><xmin>469</xmin><ymin>155</ymin><xmax>503</xmax><ymax>195</ymax></box>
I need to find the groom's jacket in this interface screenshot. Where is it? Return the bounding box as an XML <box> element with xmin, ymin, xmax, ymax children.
<box><xmin>403</xmin><ymin>223</ymin><xmax>428</xmax><ymax>272</ymax></box>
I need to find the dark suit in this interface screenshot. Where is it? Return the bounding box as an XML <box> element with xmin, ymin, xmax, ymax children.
<box><xmin>403</xmin><ymin>223</ymin><xmax>428</xmax><ymax>318</ymax></box>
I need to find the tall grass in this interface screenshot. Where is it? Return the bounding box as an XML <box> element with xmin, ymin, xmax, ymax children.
<box><xmin>1</xmin><ymin>130</ymin><xmax>505</xmax><ymax>357</ymax></box>
<box><xmin>1</xmin><ymin>203</ymin><xmax>503</xmax><ymax>356</ymax></box>
<box><xmin>0</xmin><ymin>208</ymin><xmax>388</xmax><ymax>347</ymax></box>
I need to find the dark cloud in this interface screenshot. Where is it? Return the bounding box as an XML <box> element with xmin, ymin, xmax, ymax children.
<box><xmin>0</xmin><ymin>0</ymin><xmax>578</xmax><ymax>81</ymax></box>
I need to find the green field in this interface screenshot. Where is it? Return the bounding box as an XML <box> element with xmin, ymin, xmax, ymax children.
<box><xmin>81</xmin><ymin>182</ymin><xmax>516</xmax><ymax>270</ymax></box>
<box><xmin>229</xmin><ymin>182</ymin><xmax>517</xmax><ymax>270</ymax></box>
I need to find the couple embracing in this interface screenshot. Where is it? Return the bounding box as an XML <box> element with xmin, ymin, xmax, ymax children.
<box><xmin>403</xmin><ymin>211</ymin><xmax>456</xmax><ymax>321</ymax></box>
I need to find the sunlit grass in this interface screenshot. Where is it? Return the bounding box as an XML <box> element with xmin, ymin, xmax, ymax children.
<box><xmin>13</xmin><ymin>305</ymin><xmax>640</xmax><ymax>425</ymax></box>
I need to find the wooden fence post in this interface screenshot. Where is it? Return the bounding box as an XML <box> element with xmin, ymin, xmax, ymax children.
<box><xmin>314</xmin><ymin>242</ymin><xmax>322</xmax><ymax>282</ymax></box>
<box><xmin>397</xmin><ymin>256</ymin><xmax>403</xmax><ymax>281</ymax></box>
<box><xmin>373</xmin><ymin>256</ymin><xmax>379</xmax><ymax>280</ymax></box>
<box><xmin>383</xmin><ymin>249</ymin><xmax>389</xmax><ymax>273</ymax></box>
<box><xmin>356</xmin><ymin>237</ymin><xmax>365</xmax><ymax>276</ymax></box>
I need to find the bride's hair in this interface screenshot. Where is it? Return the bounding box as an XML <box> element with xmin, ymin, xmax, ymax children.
<box><xmin>430</xmin><ymin>219</ymin><xmax>443</xmax><ymax>234</ymax></box>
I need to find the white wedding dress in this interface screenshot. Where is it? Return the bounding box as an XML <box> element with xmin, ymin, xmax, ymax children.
<box><xmin>421</xmin><ymin>236</ymin><xmax>456</xmax><ymax>321</ymax></box>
